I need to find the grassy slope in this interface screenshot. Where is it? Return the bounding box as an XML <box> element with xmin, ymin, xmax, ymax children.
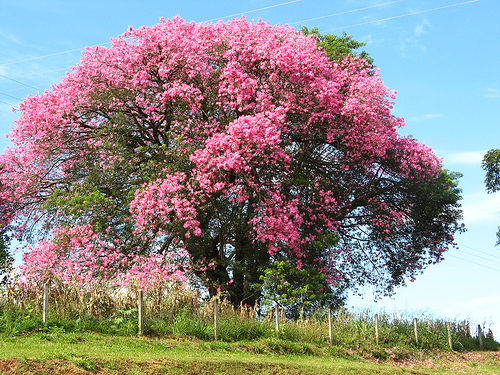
<box><xmin>0</xmin><ymin>333</ymin><xmax>499</xmax><ymax>375</ymax></box>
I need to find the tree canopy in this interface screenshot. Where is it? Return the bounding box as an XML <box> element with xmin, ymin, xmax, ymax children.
<box><xmin>482</xmin><ymin>149</ymin><xmax>500</xmax><ymax>244</ymax></box>
<box><xmin>0</xmin><ymin>17</ymin><xmax>463</xmax><ymax>305</ymax></box>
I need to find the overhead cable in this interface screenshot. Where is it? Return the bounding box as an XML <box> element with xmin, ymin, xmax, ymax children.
<box><xmin>0</xmin><ymin>74</ymin><xmax>44</xmax><ymax>91</ymax></box>
<box><xmin>458</xmin><ymin>243</ymin><xmax>500</xmax><ymax>261</ymax></box>
<box><xmin>447</xmin><ymin>253</ymin><xmax>500</xmax><ymax>273</ymax></box>
<box><xmin>455</xmin><ymin>249</ymin><xmax>500</xmax><ymax>266</ymax></box>
<box><xmin>324</xmin><ymin>0</ymin><xmax>481</xmax><ymax>32</ymax></box>
<box><xmin>0</xmin><ymin>1</ymin><xmax>302</xmax><ymax>68</ymax></box>
<box><xmin>289</xmin><ymin>0</ymin><xmax>407</xmax><ymax>25</ymax></box>
<box><xmin>0</xmin><ymin>43</ymin><xmax>110</xmax><ymax>68</ymax></box>
<box><xmin>204</xmin><ymin>0</ymin><xmax>303</xmax><ymax>22</ymax></box>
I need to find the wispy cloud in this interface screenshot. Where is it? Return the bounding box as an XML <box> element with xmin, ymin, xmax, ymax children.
<box><xmin>461</xmin><ymin>296</ymin><xmax>500</xmax><ymax>308</ymax></box>
<box><xmin>414</xmin><ymin>17</ymin><xmax>431</xmax><ymax>37</ymax></box>
<box><xmin>444</xmin><ymin>151</ymin><xmax>486</xmax><ymax>166</ymax></box>
<box><xmin>483</xmin><ymin>88</ymin><xmax>500</xmax><ymax>98</ymax></box>
<box><xmin>462</xmin><ymin>191</ymin><xmax>500</xmax><ymax>223</ymax></box>
<box><xmin>406</xmin><ymin>113</ymin><xmax>443</xmax><ymax>122</ymax></box>
<box><xmin>0</xmin><ymin>30</ymin><xmax>23</xmax><ymax>47</ymax></box>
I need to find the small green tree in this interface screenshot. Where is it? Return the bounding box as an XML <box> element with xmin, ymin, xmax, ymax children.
<box><xmin>259</xmin><ymin>259</ymin><xmax>346</xmax><ymax>320</ymax></box>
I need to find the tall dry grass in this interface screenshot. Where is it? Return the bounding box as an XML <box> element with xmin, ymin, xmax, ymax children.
<box><xmin>0</xmin><ymin>276</ymin><xmax>497</xmax><ymax>352</ymax></box>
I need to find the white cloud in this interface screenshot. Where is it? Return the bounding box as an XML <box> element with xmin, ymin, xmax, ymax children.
<box><xmin>461</xmin><ymin>191</ymin><xmax>500</xmax><ymax>223</ymax></box>
<box><xmin>483</xmin><ymin>88</ymin><xmax>500</xmax><ymax>98</ymax></box>
<box><xmin>461</xmin><ymin>296</ymin><xmax>500</xmax><ymax>308</ymax></box>
<box><xmin>360</xmin><ymin>34</ymin><xmax>373</xmax><ymax>46</ymax></box>
<box><xmin>444</xmin><ymin>151</ymin><xmax>486</xmax><ymax>166</ymax></box>
<box><xmin>406</xmin><ymin>113</ymin><xmax>443</xmax><ymax>122</ymax></box>
<box><xmin>0</xmin><ymin>30</ymin><xmax>22</xmax><ymax>46</ymax></box>
<box><xmin>414</xmin><ymin>18</ymin><xmax>431</xmax><ymax>37</ymax></box>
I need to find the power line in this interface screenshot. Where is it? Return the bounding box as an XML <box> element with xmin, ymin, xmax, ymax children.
<box><xmin>0</xmin><ymin>43</ymin><xmax>110</xmax><ymax>68</ymax></box>
<box><xmin>0</xmin><ymin>91</ymin><xmax>22</xmax><ymax>102</ymax></box>
<box><xmin>324</xmin><ymin>0</ymin><xmax>481</xmax><ymax>32</ymax></box>
<box><xmin>0</xmin><ymin>83</ymin><xmax>52</xmax><ymax>94</ymax></box>
<box><xmin>289</xmin><ymin>0</ymin><xmax>407</xmax><ymax>25</ymax></box>
<box><xmin>458</xmin><ymin>243</ymin><xmax>500</xmax><ymax>261</ymax></box>
<box><xmin>204</xmin><ymin>0</ymin><xmax>303</xmax><ymax>22</ymax></box>
<box><xmin>0</xmin><ymin>74</ymin><xmax>44</xmax><ymax>92</ymax></box>
<box><xmin>0</xmin><ymin>68</ymin><xmax>69</xmax><ymax>82</ymax></box>
<box><xmin>0</xmin><ymin>1</ymin><xmax>303</xmax><ymax>69</ymax></box>
<box><xmin>455</xmin><ymin>249</ymin><xmax>500</xmax><ymax>266</ymax></box>
<box><xmin>447</xmin><ymin>253</ymin><xmax>500</xmax><ymax>274</ymax></box>
<box><xmin>0</xmin><ymin>99</ymin><xmax>16</xmax><ymax>107</ymax></box>
<box><xmin>0</xmin><ymin>0</ymin><xmax>481</xmax><ymax>91</ymax></box>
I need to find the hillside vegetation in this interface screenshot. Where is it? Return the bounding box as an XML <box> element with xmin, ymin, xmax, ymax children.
<box><xmin>0</xmin><ymin>283</ymin><xmax>498</xmax><ymax>374</ymax></box>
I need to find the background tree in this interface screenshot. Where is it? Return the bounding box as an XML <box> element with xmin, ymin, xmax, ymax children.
<box><xmin>259</xmin><ymin>259</ymin><xmax>347</xmax><ymax>319</ymax></box>
<box><xmin>301</xmin><ymin>26</ymin><xmax>374</xmax><ymax>67</ymax></box>
<box><xmin>482</xmin><ymin>149</ymin><xmax>500</xmax><ymax>244</ymax></box>
<box><xmin>0</xmin><ymin>17</ymin><xmax>463</xmax><ymax>306</ymax></box>
<box><xmin>0</xmin><ymin>230</ymin><xmax>11</xmax><ymax>286</ymax></box>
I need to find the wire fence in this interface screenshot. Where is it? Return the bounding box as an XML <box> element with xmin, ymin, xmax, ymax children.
<box><xmin>18</xmin><ymin>283</ymin><xmax>493</xmax><ymax>352</ymax></box>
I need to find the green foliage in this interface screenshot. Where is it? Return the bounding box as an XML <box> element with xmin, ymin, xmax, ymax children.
<box><xmin>301</xmin><ymin>26</ymin><xmax>374</xmax><ymax>67</ymax></box>
<box><xmin>217</xmin><ymin>313</ymin><xmax>268</xmax><ymax>342</ymax></box>
<box><xmin>71</xmin><ymin>355</ymin><xmax>97</xmax><ymax>372</ymax></box>
<box><xmin>483</xmin><ymin>149</ymin><xmax>500</xmax><ymax>193</ymax></box>
<box><xmin>0</xmin><ymin>230</ymin><xmax>11</xmax><ymax>285</ymax></box>
<box><xmin>0</xmin><ymin>291</ymin><xmax>498</xmax><ymax>359</ymax></box>
<box><xmin>171</xmin><ymin>311</ymin><xmax>211</xmax><ymax>340</ymax></box>
<box><xmin>259</xmin><ymin>260</ymin><xmax>345</xmax><ymax>319</ymax></box>
<box><xmin>482</xmin><ymin>149</ymin><xmax>500</xmax><ymax>244</ymax></box>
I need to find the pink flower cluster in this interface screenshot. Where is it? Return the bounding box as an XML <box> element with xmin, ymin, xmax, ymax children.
<box><xmin>18</xmin><ymin>224</ymin><xmax>188</xmax><ymax>292</ymax></box>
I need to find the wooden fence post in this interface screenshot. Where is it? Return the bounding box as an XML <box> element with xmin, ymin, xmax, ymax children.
<box><xmin>447</xmin><ymin>322</ymin><xmax>453</xmax><ymax>351</ymax></box>
<box><xmin>328</xmin><ymin>308</ymin><xmax>333</xmax><ymax>345</ymax></box>
<box><xmin>42</xmin><ymin>283</ymin><xmax>49</xmax><ymax>324</ymax></box>
<box><xmin>478</xmin><ymin>324</ymin><xmax>484</xmax><ymax>350</ymax></box>
<box><xmin>414</xmin><ymin>318</ymin><xmax>419</xmax><ymax>345</ymax></box>
<box><xmin>374</xmin><ymin>313</ymin><xmax>379</xmax><ymax>345</ymax></box>
<box><xmin>275</xmin><ymin>304</ymin><xmax>280</xmax><ymax>332</ymax></box>
<box><xmin>138</xmin><ymin>289</ymin><xmax>144</xmax><ymax>335</ymax></box>
<box><xmin>214</xmin><ymin>298</ymin><xmax>219</xmax><ymax>341</ymax></box>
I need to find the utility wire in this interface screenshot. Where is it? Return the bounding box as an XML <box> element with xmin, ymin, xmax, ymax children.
<box><xmin>324</xmin><ymin>0</ymin><xmax>481</xmax><ymax>32</ymax></box>
<box><xmin>0</xmin><ymin>0</ymin><xmax>481</xmax><ymax>93</ymax></box>
<box><xmin>455</xmin><ymin>249</ymin><xmax>500</xmax><ymax>266</ymax></box>
<box><xmin>0</xmin><ymin>1</ymin><xmax>302</xmax><ymax>69</ymax></box>
<box><xmin>447</xmin><ymin>253</ymin><xmax>500</xmax><ymax>273</ymax></box>
<box><xmin>0</xmin><ymin>1</ymin><xmax>304</xmax><ymax>101</ymax></box>
<box><xmin>0</xmin><ymin>99</ymin><xmax>16</xmax><ymax>107</ymax></box>
<box><xmin>0</xmin><ymin>43</ymin><xmax>110</xmax><ymax>68</ymax></box>
<box><xmin>289</xmin><ymin>0</ymin><xmax>407</xmax><ymax>25</ymax></box>
<box><xmin>0</xmin><ymin>68</ymin><xmax>68</xmax><ymax>82</ymax></box>
<box><xmin>0</xmin><ymin>83</ymin><xmax>52</xmax><ymax>94</ymax></box>
<box><xmin>0</xmin><ymin>0</ymin><xmax>479</xmax><ymax>70</ymax></box>
<box><xmin>0</xmin><ymin>74</ymin><xmax>44</xmax><ymax>92</ymax></box>
<box><xmin>204</xmin><ymin>0</ymin><xmax>303</xmax><ymax>22</ymax></box>
<box><xmin>0</xmin><ymin>91</ymin><xmax>22</xmax><ymax>102</ymax></box>
<box><xmin>458</xmin><ymin>243</ymin><xmax>500</xmax><ymax>261</ymax></box>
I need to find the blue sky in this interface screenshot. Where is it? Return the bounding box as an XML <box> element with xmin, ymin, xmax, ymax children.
<box><xmin>1</xmin><ymin>0</ymin><xmax>499</xmax><ymax>337</ymax></box>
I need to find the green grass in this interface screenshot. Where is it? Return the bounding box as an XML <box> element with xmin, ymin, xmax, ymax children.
<box><xmin>1</xmin><ymin>288</ymin><xmax>499</xmax><ymax>374</ymax></box>
<box><xmin>0</xmin><ymin>332</ymin><xmax>499</xmax><ymax>374</ymax></box>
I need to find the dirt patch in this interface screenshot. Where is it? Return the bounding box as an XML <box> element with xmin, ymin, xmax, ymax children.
<box><xmin>0</xmin><ymin>358</ymin><xmax>305</xmax><ymax>375</ymax></box>
<box><xmin>370</xmin><ymin>350</ymin><xmax>500</xmax><ymax>373</ymax></box>
<box><xmin>0</xmin><ymin>352</ymin><xmax>498</xmax><ymax>374</ymax></box>
<box><xmin>0</xmin><ymin>358</ymin><xmax>102</xmax><ymax>375</ymax></box>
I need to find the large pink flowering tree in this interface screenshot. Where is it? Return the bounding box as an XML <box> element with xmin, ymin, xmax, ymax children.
<box><xmin>0</xmin><ymin>17</ymin><xmax>463</xmax><ymax>305</ymax></box>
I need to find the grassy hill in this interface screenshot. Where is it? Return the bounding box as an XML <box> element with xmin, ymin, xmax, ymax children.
<box><xmin>1</xmin><ymin>284</ymin><xmax>498</xmax><ymax>374</ymax></box>
<box><xmin>0</xmin><ymin>332</ymin><xmax>499</xmax><ymax>374</ymax></box>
